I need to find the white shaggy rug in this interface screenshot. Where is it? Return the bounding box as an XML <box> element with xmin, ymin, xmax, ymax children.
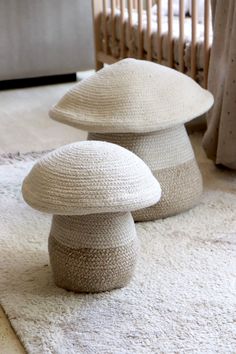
<box><xmin>0</xmin><ymin>135</ymin><xmax>236</xmax><ymax>354</ymax></box>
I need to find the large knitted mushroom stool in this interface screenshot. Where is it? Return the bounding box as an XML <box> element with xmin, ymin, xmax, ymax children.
<box><xmin>22</xmin><ymin>141</ymin><xmax>161</xmax><ymax>293</ymax></box>
<box><xmin>49</xmin><ymin>59</ymin><xmax>214</xmax><ymax>221</ymax></box>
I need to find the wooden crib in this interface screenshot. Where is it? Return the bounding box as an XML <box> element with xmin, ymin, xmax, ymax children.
<box><xmin>92</xmin><ymin>0</ymin><xmax>212</xmax><ymax>88</ymax></box>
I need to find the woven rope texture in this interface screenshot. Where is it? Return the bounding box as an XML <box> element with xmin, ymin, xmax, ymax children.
<box><xmin>22</xmin><ymin>140</ymin><xmax>161</xmax><ymax>215</ymax></box>
<box><xmin>49</xmin><ymin>212</ymin><xmax>138</xmax><ymax>293</ymax></box>
<box><xmin>49</xmin><ymin>58</ymin><xmax>214</xmax><ymax>133</ymax></box>
<box><xmin>89</xmin><ymin>126</ymin><xmax>202</xmax><ymax>220</ymax></box>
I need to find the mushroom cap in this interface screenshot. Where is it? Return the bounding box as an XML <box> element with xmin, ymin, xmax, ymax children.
<box><xmin>49</xmin><ymin>58</ymin><xmax>214</xmax><ymax>133</ymax></box>
<box><xmin>22</xmin><ymin>141</ymin><xmax>161</xmax><ymax>215</ymax></box>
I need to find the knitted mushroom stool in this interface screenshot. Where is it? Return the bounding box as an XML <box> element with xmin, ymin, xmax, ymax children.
<box><xmin>49</xmin><ymin>59</ymin><xmax>214</xmax><ymax>221</ymax></box>
<box><xmin>22</xmin><ymin>141</ymin><xmax>161</xmax><ymax>293</ymax></box>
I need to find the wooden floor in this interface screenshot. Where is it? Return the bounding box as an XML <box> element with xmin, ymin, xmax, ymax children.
<box><xmin>0</xmin><ymin>74</ymin><xmax>89</xmax><ymax>154</ymax></box>
<box><xmin>0</xmin><ymin>74</ymin><xmax>91</xmax><ymax>353</ymax></box>
<box><xmin>0</xmin><ymin>307</ymin><xmax>26</xmax><ymax>353</ymax></box>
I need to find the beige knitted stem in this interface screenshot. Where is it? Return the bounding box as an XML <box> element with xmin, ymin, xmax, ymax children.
<box><xmin>48</xmin><ymin>212</ymin><xmax>138</xmax><ymax>293</ymax></box>
<box><xmin>88</xmin><ymin>125</ymin><xmax>203</xmax><ymax>220</ymax></box>
<box><xmin>133</xmin><ymin>159</ymin><xmax>203</xmax><ymax>221</ymax></box>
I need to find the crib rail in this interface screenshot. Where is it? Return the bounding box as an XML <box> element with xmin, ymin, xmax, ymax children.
<box><xmin>92</xmin><ymin>0</ymin><xmax>212</xmax><ymax>88</ymax></box>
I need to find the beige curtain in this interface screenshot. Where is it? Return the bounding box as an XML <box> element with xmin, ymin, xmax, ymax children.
<box><xmin>202</xmin><ymin>0</ymin><xmax>236</xmax><ymax>169</ymax></box>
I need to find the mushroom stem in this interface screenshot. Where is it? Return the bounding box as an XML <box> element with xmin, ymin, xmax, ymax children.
<box><xmin>48</xmin><ymin>212</ymin><xmax>138</xmax><ymax>293</ymax></box>
<box><xmin>88</xmin><ymin>125</ymin><xmax>202</xmax><ymax>220</ymax></box>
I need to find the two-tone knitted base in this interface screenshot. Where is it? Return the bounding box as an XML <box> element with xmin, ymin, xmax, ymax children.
<box><xmin>48</xmin><ymin>212</ymin><xmax>138</xmax><ymax>293</ymax></box>
<box><xmin>88</xmin><ymin>125</ymin><xmax>203</xmax><ymax>221</ymax></box>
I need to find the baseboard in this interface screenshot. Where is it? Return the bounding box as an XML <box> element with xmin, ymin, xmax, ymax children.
<box><xmin>0</xmin><ymin>73</ymin><xmax>77</xmax><ymax>90</ymax></box>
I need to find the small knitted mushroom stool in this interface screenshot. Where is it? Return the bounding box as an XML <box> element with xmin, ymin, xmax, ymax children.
<box><xmin>49</xmin><ymin>59</ymin><xmax>214</xmax><ymax>221</ymax></box>
<box><xmin>22</xmin><ymin>141</ymin><xmax>161</xmax><ymax>293</ymax></box>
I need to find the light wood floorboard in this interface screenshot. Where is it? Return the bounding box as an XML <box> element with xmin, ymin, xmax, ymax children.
<box><xmin>0</xmin><ymin>74</ymin><xmax>91</xmax><ymax>154</ymax></box>
<box><xmin>0</xmin><ymin>307</ymin><xmax>26</xmax><ymax>354</ymax></box>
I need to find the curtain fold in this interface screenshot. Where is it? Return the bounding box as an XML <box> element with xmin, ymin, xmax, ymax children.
<box><xmin>202</xmin><ymin>0</ymin><xmax>236</xmax><ymax>169</ymax></box>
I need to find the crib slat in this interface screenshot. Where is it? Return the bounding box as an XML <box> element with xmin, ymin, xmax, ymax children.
<box><xmin>191</xmin><ymin>0</ymin><xmax>198</xmax><ymax>80</ymax></box>
<box><xmin>133</xmin><ymin>0</ymin><xmax>137</xmax><ymax>9</ymax></box>
<box><xmin>179</xmin><ymin>0</ymin><xmax>185</xmax><ymax>72</ymax></box>
<box><xmin>204</xmin><ymin>0</ymin><xmax>210</xmax><ymax>88</ymax></box>
<box><xmin>138</xmin><ymin>0</ymin><xmax>143</xmax><ymax>59</ymax></box>
<box><xmin>120</xmin><ymin>0</ymin><xmax>126</xmax><ymax>58</ymax></box>
<box><xmin>157</xmin><ymin>0</ymin><xmax>162</xmax><ymax>63</ymax></box>
<box><xmin>92</xmin><ymin>0</ymin><xmax>104</xmax><ymax>70</ymax></box>
<box><xmin>128</xmin><ymin>0</ymin><xmax>133</xmax><ymax>57</ymax></box>
<box><xmin>111</xmin><ymin>0</ymin><xmax>116</xmax><ymax>54</ymax></box>
<box><xmin>146</xmin><ymin>0</ymin><xmax>152</xmax><ymax>61</ymax></box>
<box><xmin>168</xmin><ymin>0</ymin><xmax>174</xmax><ymax>67</ymax></box>
<box><xmin>102</xmin><ymin>0</ymin><xmax>108</xmax><ymax>54</ymax></box>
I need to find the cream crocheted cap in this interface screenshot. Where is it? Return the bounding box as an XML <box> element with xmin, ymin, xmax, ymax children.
<box><xmin>49</xmin><ymin>59</ymin><xmax>214</xmax><ymax>133</ymax></box>
<box><xmin>22</xmin><ymin>141</ymin><xmax>161</xmax><ymax>215</ymax></box>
